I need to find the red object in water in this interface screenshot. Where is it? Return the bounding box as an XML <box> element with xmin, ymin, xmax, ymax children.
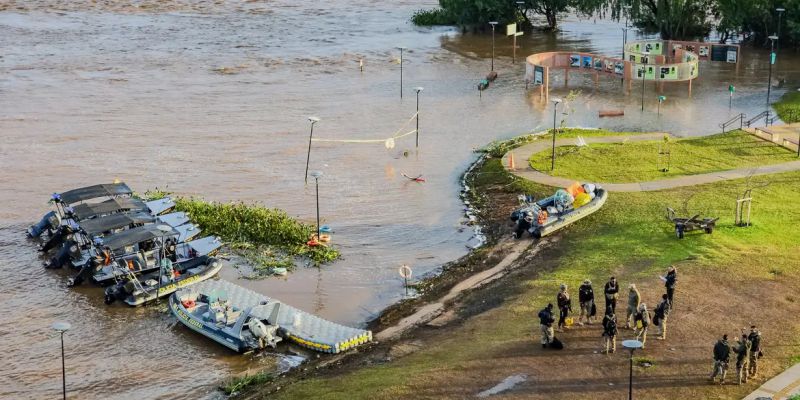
<box><xmin>402</xmin><ymin>173</ymin><xmax>425</xmax><ymax>182</ymax></box>
<box><xmin>307</xmin><ymin>239</ymin><xmax>320</xmax><ymax>246</ymax></box>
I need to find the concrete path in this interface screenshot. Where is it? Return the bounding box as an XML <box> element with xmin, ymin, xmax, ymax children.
<box><xmin>743</xmin><ymin>363</ymin><xmax>800</xmax><ymax>400</ymax></box>
<box><xmin>502</xmin><ymin>134</ymin><xmax>800</xmax><ymax>192</ymax></box>
<box><xmin>376</xmin><ymin>239</ymin><xmax>532</xmax><ymax>341</ymax></box>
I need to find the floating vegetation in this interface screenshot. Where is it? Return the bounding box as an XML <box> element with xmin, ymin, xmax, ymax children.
<box><xmin>220</xmin><ymin>371</ymin><xmax>274</xmax><ymax>395</ymax></box>
<box><xmin>142</xmin><ymin>190</ymin><xmax>339</xmax><ymax>277</ymax></box>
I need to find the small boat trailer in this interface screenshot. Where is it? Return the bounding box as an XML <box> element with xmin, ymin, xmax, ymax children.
<box><xmin>666</xmin><ymin>207</ymin><xmax>718</xmax><ymax>239</ymax></box>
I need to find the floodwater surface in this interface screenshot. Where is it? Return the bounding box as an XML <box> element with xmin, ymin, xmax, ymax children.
<box><xmin>1</xmin><ymin>1</ymin><xmax>798</xmax><ymax>398</ymax></box>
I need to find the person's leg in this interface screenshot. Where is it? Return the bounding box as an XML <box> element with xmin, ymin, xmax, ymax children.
<box><xmin>641</xmin><ymin>327</ymin><xmax>647</xmax><ymax>347</ymax></box>
<box><xmin>659</xmin><ymin>317</ymin><xmax>667</xmax><ymax>339</ymax></box>
<box><xmin>558</xmin><ymin>309</ymin><xmax>566</xmax><ymax>330</ymax></box>
<box><xmin>547</xmin><ymin>326</ymin><xmax>554</xmax><ymax>344</ymax></box>
<box><xmin>611</xmin><ymin>335</ymin><xmax>616</xmax><ymax>353</ymax></box>
<box><xmin>667</xmin><ymin>287</ymin><xmax>675</xmax><ymax>306</ymax></box>
<box><xmin>721</xmin><ymin>361</ymin><xmax>727</xmax><ymax>383</ymax></box>
<box><xmin>625</xmin><ymin>308</ymin><xmax>633</xmax><ymax>328</ymax></box>
<box><xmin>541</xmin><ymin>325</ymin><xmax>550</xmax><ymax>346</ymax></box>
<box><xmin>603</xmin><ymin>336</ymin><xmax>609</xmax><ymax>353</ymax></box>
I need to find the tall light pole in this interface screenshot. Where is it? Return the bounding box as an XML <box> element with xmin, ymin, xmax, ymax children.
<box><xmin>304</xmin><ymin>116</ymin><xmax>319</xmax><ymax>184</ymax></box>
<box><xmin>622</xmin><ymin>5</ymin><xmax>632</xmax><ymax>59</ymax></box>
<box><xmin>53</xmin><ymin>321</ymin><xmax>71</xmax><ymax>400</ymax></box>
<box><xmin>489</xmin><ymin>21</ymin><xmax>498</xmax><ymax>72</ymax></box>
<box><xmin>767</xmin><ymin>36</ymin><xmax>778</xmax><ymax>109</ymax></box>
<box><xmin>622</xmin><ymin>339</ymin><xmax>643</xmax><ymax>400</ymax></box>
<box><xmin>310</xmin><ymin>171</ymin><xmax>323</xmax><ymax>240</ymax></box>
<box><xmin>414</xmin><ymin>87</ymin><xmax>424</xmax><ymax>148</ymax></box>
<box><xmin>776</xmin><ymin>8</ymin><xmax>786</xmax><ymax>52</ymax></box>
<box><xmin>640</xmin><ymin>53</ymin><xmax>649</xmax><ymax>112</ymax></box>
<box><xmin>397</xmin><ymin>47</ymin><xmax>406</xmax><ymax>98</ymax></box>
<box><xmin>551</xmin><ymin>98</ymin><xmax>562</xmax><ymax>171</ymax></box>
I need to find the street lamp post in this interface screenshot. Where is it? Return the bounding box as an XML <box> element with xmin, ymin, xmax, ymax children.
<box><xmin>767</xmin><ymin>36</ymin><xmax>778</xmax><ymax>109</ymax></box>
<box><xmin>304</xmin><ymin>116</ymin><xmax>320</xmax><ymax>184</ymax></box>
<box><xmin>310</xmin><ymin>171</ymin><xmax>323</xmax><ymax>240</ymax></box>
<box><xmin>640</xmin><ymin>53</ymin><xmax>649</xmax><ymax>112</ymax></box>
<box><xmin>622</xmin><ymin>339</ymin><xmax>644</xmax><ymax>400</ymax></box>
<box><xmin>622</xmin><ymin>5</ymin><xmax>632</xmax><ymax>59</ymax></box>
<box><xmin>52</xmin><ymin>321</ymin><xmax>71</xmax><ymax>400</ymax></box>
<box><xmin>776</xmin><ymin>8</ymin><xmax>786</xmax><ymax>52</ymax></box>
<box><xmin>397</xmin><ymin>47</ymin><xmax>406</xmax><ymax>98</ymax></box>
<box><xmin>414</xmin><ymin>87</ymin><xmax>424</xmax><ymax>148</ymax></box>
<box><xmin>489</xmin><ymin>21</ymin><xmax>498</xmax><ymax>71</ymax></box>
<box><xmin>551</xmin><ymin>98</ymin><xmax>562</xmax><ymax>171</ymax></box>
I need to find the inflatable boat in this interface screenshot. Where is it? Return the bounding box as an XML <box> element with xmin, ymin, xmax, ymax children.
<box><xmin>511</xmin><ymin>182</ymin><xmax>608</xmax><ymax>238</ymax></box>
<box><xmin>171</xmin><ymin>280</ymin><xmax>372</xmax><ymax>354</ymax></box>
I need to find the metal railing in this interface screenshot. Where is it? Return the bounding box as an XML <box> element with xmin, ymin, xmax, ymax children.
<box><xmin>720</xmin><ymin>113</ymin><xmax>745</xmax><ymax>133</ymax></box>
<box><xmin>745</xmin><ymin>110</ymin><xmax>770</xmax><ymax>127</ymax></box>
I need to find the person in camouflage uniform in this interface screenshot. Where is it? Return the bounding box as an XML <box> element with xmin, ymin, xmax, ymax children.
<box><xmin>734</xmin><ymin>333</ymin><xmax>752</xmax><ymax>385</ymax></box>
<box><xmin>625</xmin><ymin>283</ymin><xmax>641</xmax><ymax>329</ymax></box>
<box><xmin>748</xmin><ymin>325</ymin><xmax>763</xmax><ymax>378</ymax></box>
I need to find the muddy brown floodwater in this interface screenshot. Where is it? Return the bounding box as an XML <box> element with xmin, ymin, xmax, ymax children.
<box><xmin>1</xmin><ymin>1</ymin><xmax>798</xmax><ymax>399</ymax></box>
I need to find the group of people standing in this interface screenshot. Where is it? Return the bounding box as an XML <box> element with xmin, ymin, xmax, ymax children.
<box><xmin>537</xmin><ymin>265</ymin><xmax>766</xmax><ymax>386</ymax></box>
<box><xmin>538</xmin><ymin>266</ymin><xmax>678</xmax><ymax>355</ymax></box>
<box><xmin>710</xmin><ymin>326</ymin><xmax>764</xmax><ymax>385</ymax></box>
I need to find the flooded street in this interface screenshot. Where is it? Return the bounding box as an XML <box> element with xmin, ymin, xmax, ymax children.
<box><xmin>1</xmin><ymin>1</ymin><xmax>798</xmax><ymax>398</ymax></box>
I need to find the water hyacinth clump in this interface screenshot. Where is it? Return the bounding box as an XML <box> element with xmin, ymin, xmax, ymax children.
<box><xmin>141</xmin><ymin>190</ymin><xmax>339</xmax><ymax>274</ymax></box>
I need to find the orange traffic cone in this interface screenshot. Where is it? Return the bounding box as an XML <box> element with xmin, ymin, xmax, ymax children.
<box><xmin>508</xmin><ymin>153</ymin><xmax>515</xmax><ymax>170</ymax></box>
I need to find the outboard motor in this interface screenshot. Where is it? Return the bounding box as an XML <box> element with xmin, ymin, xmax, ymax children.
<box><xmin>28</xmin><ymin>211</ymin><xmax>61</xmax><ymax>238</ymax></box>
<box><xmin>104</xmin><ymin>279</ymin><xmax>135</xmax><ymax>305</ymax></box>
<box><xmin>46</xmin><ymin>239</ymin><xmax>81</xmax><ymax>269</ymax></box>
<box><xmin>40</xmin><ymin>225</ymin><xmax>74</xmax><ymax>253</ymax></box>
<box><xmin>247</xmin><ymin>319</ymin><xmax>282</xmax><ymax>349</ymax></box>
<box><xmin>67</xmin><ymin>256</ymin><xmax>102</xmax><ymax>287</ymax></box>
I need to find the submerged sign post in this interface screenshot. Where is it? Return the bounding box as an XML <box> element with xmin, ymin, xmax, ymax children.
<box><xmin>729</xmin><ymin>84</ymin><xmax>735</xmax><ymax>110</ymax></box>
<box><xmin>399</xmin><ymin>264</ymin><xmax>413</xmax><ymax>296</ymax></box>
<box><xmin>506</xmin><ymin>23</ymin><xmax>523</xmax><ymax>63</ymax></box>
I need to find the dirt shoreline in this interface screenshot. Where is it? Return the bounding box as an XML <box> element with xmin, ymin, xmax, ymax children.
<box><xmin>236</xmin><ymin>152</ymin><xmax>552</xmax><ymax>398</ymax></box>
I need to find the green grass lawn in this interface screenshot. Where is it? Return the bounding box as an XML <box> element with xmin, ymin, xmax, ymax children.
<box><xmin>775</xmin><ymin>90</ymin><xmax>800</xmax><ymax>123</ymax></box>
<box><xmin>528</xmin><ymin>130</ymin><xmax>797</xmax><ymax>183</ymax></box>
<box><xmin>266</xmin><ymin>153</ymin><xmax>800</xmax><ymax>399</ymax></box>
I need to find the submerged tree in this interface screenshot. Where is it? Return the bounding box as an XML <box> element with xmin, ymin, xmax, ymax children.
<box><xmin>625</xmin><ymin>0</ymin><xmax>714</xmax><ymax>40</ymax></box>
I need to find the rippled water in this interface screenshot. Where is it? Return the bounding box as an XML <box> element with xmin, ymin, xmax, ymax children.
<box><xmin>1</xmin><ymin>1</ymin><xmax>798</xmax><ymax>398</ymax></box>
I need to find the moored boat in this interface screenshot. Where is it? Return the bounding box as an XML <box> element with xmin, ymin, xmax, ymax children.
<box><xmin>171</xmin><ymin>280</ymin><xmax>372</xmax><ymax>354</ymax></box>
<box><xmin>511</xmin><ymin>182</ymin><xmax>608</xmax><ymax>238</ymax></box>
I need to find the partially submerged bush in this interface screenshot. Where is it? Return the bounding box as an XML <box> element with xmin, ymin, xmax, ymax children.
<box><xmin>411</xmin><ymin>8</ymin><xmax>456</xmax><ymax>26</ymax></box>
<box><xmin>141</xmin><ymin>190</ymin><xmax>340</xmax><ymax>276</ymax></box>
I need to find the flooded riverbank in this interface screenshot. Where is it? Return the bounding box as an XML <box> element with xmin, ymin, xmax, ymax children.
<box><xmin>2</xmin><ymin>1</ymin><xmax>799</xmax><ymax>398</ymax></box>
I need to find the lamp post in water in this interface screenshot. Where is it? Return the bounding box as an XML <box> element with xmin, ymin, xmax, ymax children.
<box><xmin>397</xmin><ymin>47</ymin><xmax>406</xmax><ymax>98</ymax></box>
<box><xmin>414</xmin><ymin>87</ymin><xmax>424</xmax><ymax>148</ymax></box>
<box><xmin>489</xmin><ymin>21</ymin><xmax>498</xmax><ymax>72</ymax></box>
<box><xmin>52</xmin><ymin>321</ymin><xmax>71</xmax><ymax>400</ymax></box>
<box><xmin>767</xmin><ymin>36</ymin><xmax>778</xmax><ymax>109</ymax></box>
<box><xmin>776</xmin><ymin>8</ymin><xmax>786</xmax><ymax>52</ymax></box>
<box><xmin>304</xmin><ymin>116</ymin><xmax>319</xmax><ymax>185</ymax></box>
<box><xmin>310</xmin><ymin>171</ymin><xmax>323</xmax><ymax>240</ymax></box>
<box><xmin>551</xmin><ymin>98</ymin><xmax>562</xmax><ymax>171</ymax></box>
<box><xmin>622</xmin><ymin>339</ymin><xmax>643</xmax><ymax>400</ymax></box>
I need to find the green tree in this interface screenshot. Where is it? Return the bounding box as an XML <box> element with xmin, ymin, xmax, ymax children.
<box><xmin>625</xmin><ymin>0</ymin><xmax>714</xmax><ymax>39</ymax></box>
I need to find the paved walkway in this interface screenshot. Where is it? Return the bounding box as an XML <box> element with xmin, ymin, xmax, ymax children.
<box><xmin>502</xmin><ymin>133</ymin><xmax>800</xmax><ymax>192</ymax></box>
<box><xmin>743</xmin><ymin>363</ymin><xmax>800</xmax><ymax>400</ymax></box>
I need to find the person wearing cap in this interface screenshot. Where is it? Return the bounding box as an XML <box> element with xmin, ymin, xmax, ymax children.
<box><xmin>748</xmin><ymin>326</ymin><xmax>763</xmax><ymax>377</ymax></box>
<box><xmin>735</xmin><ymin>332</ymin><xmax>752</xmax><ymax>384</ymax></box>
<box><xmin>537</xmin><ymin>303</ymin><xmax>556</xmax><ymax>348</ymax></box>
<box><xmin>632</xmin><ymin>302</ymin><xmax>650</xmax><ymax>348</ymax></box>
<box><xmin>578</xmin><ymin>279</ymin><xmax>595</xmax><ymax>325</ymax></box>
<box><xmin>710</xmin><ymin>334</ymin><xmax>731</xmax><ymax>384</ymax></box>
<box><xmin>625</xmin><ymin>283</ymin><xmax>641</xmax><ymax>329</ymax></box>
<box><xmin>604</xmin><ymin>276</ymin><xmax>619</xmax><ymax>314</ymax></box>
<box><xmin>556</xmin><ymin>284</ymin><xmax>572</xmax><ymax>332</ymax></box>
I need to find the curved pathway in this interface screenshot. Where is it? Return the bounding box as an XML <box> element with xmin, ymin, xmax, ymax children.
<box><xmin>502</xmin><ymin>133</ymin><xmax>800</xmax><ymax>192</ymax></box>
